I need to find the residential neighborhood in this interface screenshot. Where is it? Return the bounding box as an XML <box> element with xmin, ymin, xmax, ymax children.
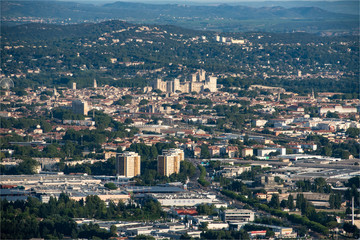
<box><xmin>1</xmin><ymin>71</ymin><xmax>359</xmax><ymax>239</ymax></box>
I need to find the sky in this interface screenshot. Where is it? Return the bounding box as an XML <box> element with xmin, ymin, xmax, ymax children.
<box><xmin>61</xmin><ymin>0</ymin><xmax>350</xmax><ymax>3</ymax></box>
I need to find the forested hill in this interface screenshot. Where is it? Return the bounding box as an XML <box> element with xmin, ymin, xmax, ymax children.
<box><xmin>2</xmin><ymin>0</ymin><xmax>358</xmax><ymax>34</ymax></box>
<box><xmin>2</xmin><ymin>21</ymin><xmax>135</xmax><ymax>41</ymax></box>
<box><xmin>1</xmin><ymin>20</ymin><xmax>205</xmax><ymax>41</ymax></box>
<box><xmin>1</xmin><ymin>20</ymin><xmax>351</xmax><ymax>43</ymax></box>
<box><xmin>1</xmin><ymin>20</ymin><xmax>359</xmax><ymax>94</ymax></box>
<box><xmin>103</xmin><ymin>2</ymin><xmax>352</xmax><ymax>19</ymax></box>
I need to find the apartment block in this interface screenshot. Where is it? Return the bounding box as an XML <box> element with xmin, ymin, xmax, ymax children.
<box><xmin>157</xmin><ymin>149</ymin><xmax>184</xmax><ymax>176</ymax></box>
<box><xmin>116</xmin><ymin>152</ymin><xmax>141</xmax><ymax>178</ymax></box>
<box><xmin>242</xmin><ymin>148</ymin><xmax>254</xmax><ymax>157</ymax></box>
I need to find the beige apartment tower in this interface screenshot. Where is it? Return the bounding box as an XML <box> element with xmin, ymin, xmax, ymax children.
<box><xmin>157</xmin><ymin>149</ymin><xmax>184</xmax><ymax>177</ymax></box>
<box><xmin>116</xmin><ymin>152</ymin><xmax>141</xmax><ymax>178</ymax></box>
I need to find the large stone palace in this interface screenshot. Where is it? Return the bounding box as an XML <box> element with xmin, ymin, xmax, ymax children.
<box><xmin>152</xmin><ymin>70</ymin><xmax>217</xmax><ymax>93</ymax></box>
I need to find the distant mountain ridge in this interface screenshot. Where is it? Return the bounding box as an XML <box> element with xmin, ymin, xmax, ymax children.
<box><xmin>230</xmin><ymin>1</ymin><xmax>359</xmax><ymax>15</ymax></box>
<box><xmin>103</xmin><ymin>1</ymin><xmax>354</xmax><ymax>19</ymax></box>
<box><xmin>1</xmin><ymin>0</ymin><xmax>358</xmax><ymax>34</ymax></box>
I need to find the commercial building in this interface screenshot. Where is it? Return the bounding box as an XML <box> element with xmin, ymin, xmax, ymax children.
<box><xmin>149</xmin><ymin>192</ymin><xmax>224</xmax><ymax>207</ymax></box>
<box><xmin>252</xmin><ymin>119</ymin><xmax>268</xmax><ymax>127</ymax></box>
<box><xmin>126</xmin><ymin>185</ymin><xmax>185</xmax><ymax>194</ymax></box>
<box><xmin>221</xmin><ymin>209</ymin><xmax>255</xmax><ymax>222</ymax></box>
<box><xmin>63</xmin><ymin>119</ymin><xmax>95</xmax><ymax>126</ymax></box>
<box><xmin>157</xmin><ymin>149</ymin><xmax>184</xmax><ymax>177</ymax></box>
<box><xmin>242</xmin><ymin>148</ymin><xmax>254</xmax><ymax>157</ymax></box>
<box><xmin>0</xmin><ymin>188</ymin><xmax>34</xmax><ymax>201</ymax></box>
<box><xmin>318</xmin><ymin>105</ymin><xmax>357</xmax><ymax>115</ymax></box>
<box><xmin>116</xmin><ymin>152</ymin><xmax>141</xmax><ymax>178</ymax></box>
<box><xmin>0</xmin><ymin>174</ymin><xmax>102</xmax><ymax>188</ymax></box>
<box><xmin>257</xmin><ymin>147</ymin><xmax>286</xmax><ymax>157</ymax></box>
<box><xmin>72</xmin><ymin>99</ymin><xmax>89</xmax><ymax>115</ymax></box>
<box><xmin>246</xmin><ymin>224</ymin><xmax>296</xmax><ymax>238</ymax></box>
<box><xmin>70</xmin><ymin>192</ymin><xmax>130</xmax><ymax>203</ymax></box>
<box><xmin>219</xmin><ymin>166</ymin><xmax>251</xmax><ymax>178</ymax></box>
<box><xmin>0</xmin><ymin>174</ymin><xmax>132</xmax><ymax>203</ymax></box>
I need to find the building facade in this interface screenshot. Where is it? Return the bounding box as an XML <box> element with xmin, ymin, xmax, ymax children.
<box><xmin>221</xmin><ymin>209</ymin><xmax>255</xmax><ymax>222</ymax></box>
<box><xmin>116</xmin><ymin>152</ymin><xmax>141</xmax><ymax>178</ymax></box>
<box><xmin>157</xmin><ymin>149</ymin><xmax>184</xmax><ymax>176</ymax></box>
<box><xmin>318</xmin><ymin>105</ymin><xmax>357</xmax><ymax>115</ymax></box>
<box><xmin>72</xmin><ymin>100</ymin><xmax>89</xmax><ymax>115</ymax></box>
<box><xmin>152</xmin><ymin>70</ymin><xmax>217</xmax><ymax>93</ymax></box>
<box><xmin>149</xmin><ymin>192</ymin><xmax>220</xmax><ymax>207</ymax></box>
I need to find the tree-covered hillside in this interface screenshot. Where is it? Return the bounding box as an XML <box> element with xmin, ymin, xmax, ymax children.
<box><xmin>1</xmin><ymin>20</ymin><xmax>358</xmax><ymax>94</ymax></box>
<box><xmin>1</xmin><ymin>0</ymin><xmax>358</xmax><ymax>34</ymax></box>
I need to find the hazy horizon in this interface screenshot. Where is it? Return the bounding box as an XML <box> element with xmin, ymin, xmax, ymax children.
<box><xmin>54</xmin><ymin>0</ymin><xmax>358</xmax><ymax>4</ymax></box>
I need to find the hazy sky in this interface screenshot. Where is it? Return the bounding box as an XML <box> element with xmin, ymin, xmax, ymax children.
<box><xmin>57</xmin><ymin>0</ymin><xmax>356</xmax><ymax>8</ymax></box>
<box><xmin>64</xmin><ymin>0</ymin><xmax>345</xmax><ymax>3</ymax></box>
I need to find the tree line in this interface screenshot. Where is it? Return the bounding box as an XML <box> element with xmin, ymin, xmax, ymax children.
<box><xmin>1</xmin><ymin>194</ymin><xmax>164</xmax><ymax>239</ymax></box>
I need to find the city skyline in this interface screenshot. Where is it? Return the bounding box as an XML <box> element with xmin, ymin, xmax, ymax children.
<box><xmin>1</xmin><ymin>0</ymin><xmax>359</xmax><ymax>239</ymax></box>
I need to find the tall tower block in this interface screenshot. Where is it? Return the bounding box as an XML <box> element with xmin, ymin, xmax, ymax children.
<box><xmin>116</xmin><ymin>152</ymin><xmax>141</xmax><ymax>178</ymax></box>
<box><xmin>157</xmin><ymin>149</ymin><xmax>184</xmax><ymax>176</ymax></box>
<box><xmin>72</xmin><ymin>100</ymin><xmax>89</xmax><ymax>115</ymax></box>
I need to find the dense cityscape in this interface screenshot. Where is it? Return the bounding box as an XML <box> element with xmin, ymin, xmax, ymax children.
<box><xmin>1</xmin><ymin>0</ymin><xmax>359</xmax><ymax>239</ymax></box>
